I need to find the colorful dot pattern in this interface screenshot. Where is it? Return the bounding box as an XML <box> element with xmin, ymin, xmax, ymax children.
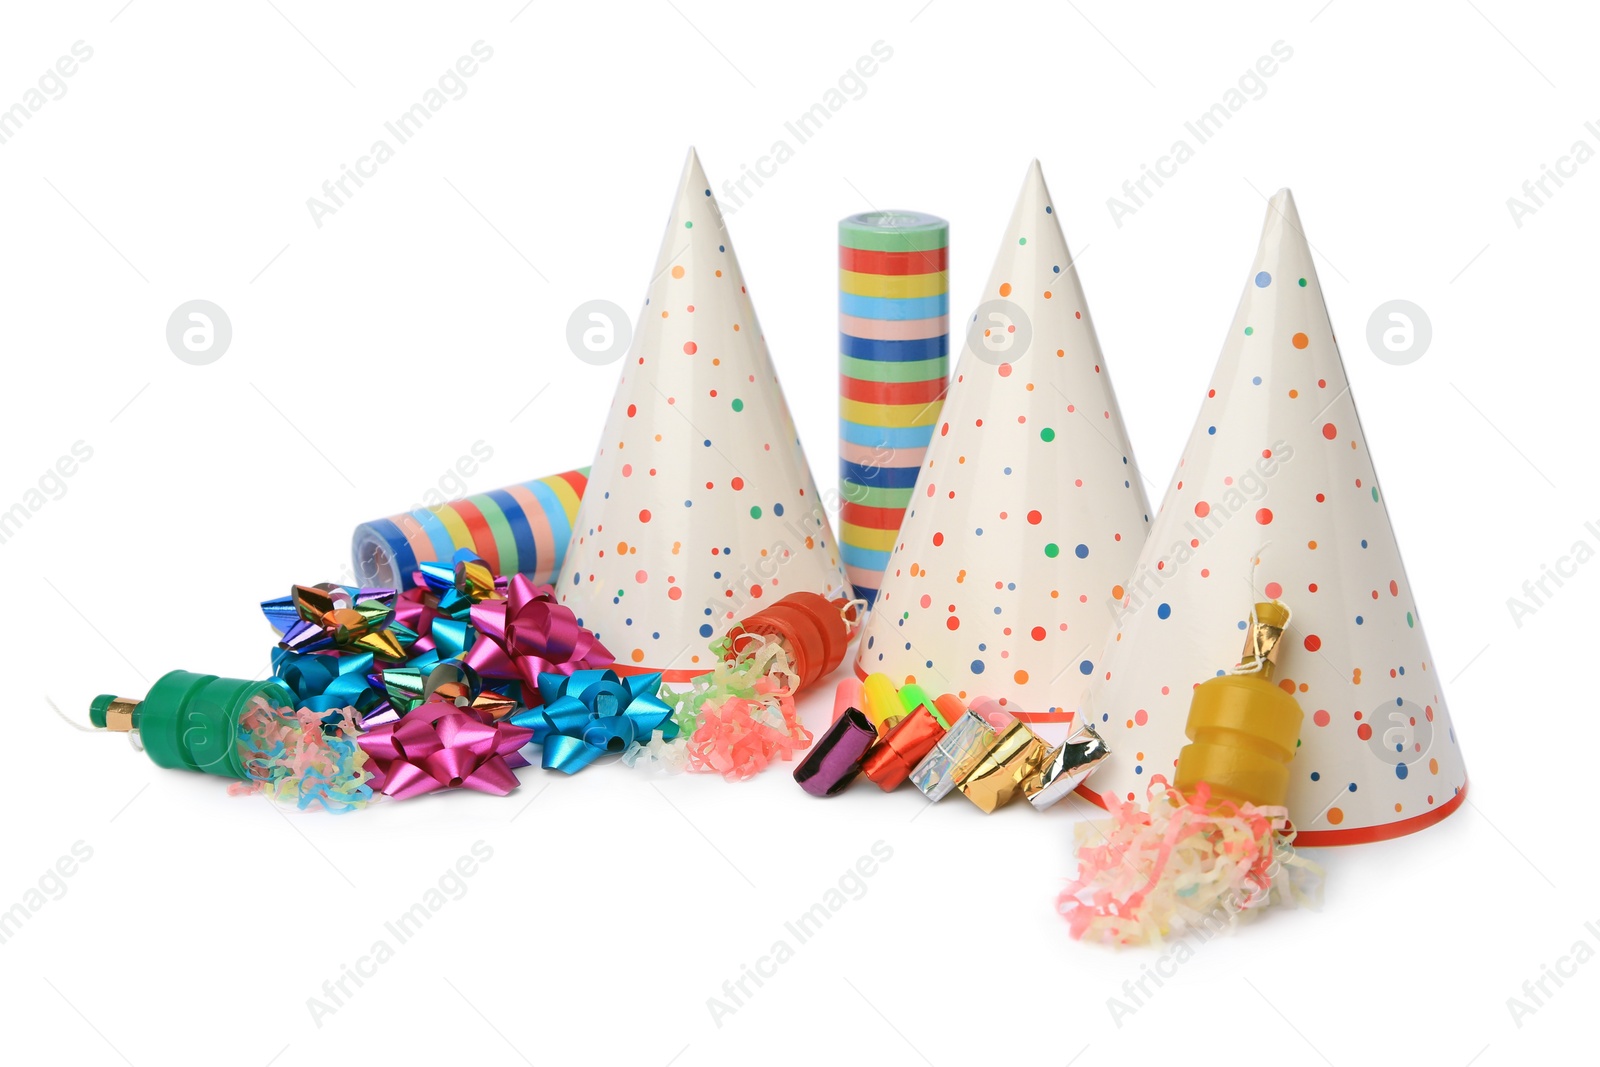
<box><xmin>352</xmin><ymin>468</ymin><xmax>587</xmax><ymax>590</ymax></box>
<box><xmin>853</xmin><ymin>162</ymin><xmax>1151</xmax><ymax>736</ymax></box>
<box><xmin>1080</xmin><ymin>189</ymin><xmax>1467</xmax><ymax>843</ymax></box>
<box><xmin>838</xmin><ymin>211</ymin><xmax>950</xmax><ymax>607</ymax></box>
<box><xmin>560</xmin><ymin>150</ymin><xmax>848</xmax><ymax>674</ymax></box>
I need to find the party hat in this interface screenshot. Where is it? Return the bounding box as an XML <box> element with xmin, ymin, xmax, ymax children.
<box><xmin>853</xmin><ymin>161</ymin><xmax>1151</xmax><ymax>734</ymax></box>
<box><xmin>560</xmin><ymin>149</ymin><xmax>848</xmax><ymax>678</ymax></box>
<box><xmin>1079</xmin><ymin>189</ymin><xmax>1468</xmax><ymax>844</ymax></box>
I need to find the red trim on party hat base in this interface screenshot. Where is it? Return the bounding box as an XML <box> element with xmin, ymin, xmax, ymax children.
<box><xmin>1073</xmin><ymin>775</ymin><xmax>1470</xmax><ymax>847</ymax></box>
<box><xmin>1007</xmin><ymin>709</ymin><xmax>1075</xmax><ymax>724</ymax></box>
<box><xmin>606</xmin><ymin>661</ymin><xmax>718</xmax><ymax>684</ymax></box>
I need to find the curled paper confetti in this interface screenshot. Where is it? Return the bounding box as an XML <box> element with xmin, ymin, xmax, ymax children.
<box><xmin>358</xmin><ymin>694</ymin><xmax>533</xmax><ymax>800</ymax></box>
<box><xmin>644</xmin><ymin>635</ymin><xmax>811</xmax><ymax>781</ymax></box>
<box><xmin>624</xmin><ymin>590</ymin><xmax>852</xmax><ymax>781</ymax></box>
<box><xmin>230</xmin><ymin>696</ymin><xmax>374</xmax><ymax>813</ymax></box>
<box><xmin>1058</xmin><ymin>778</ymin><xmax>1323</xmax><ymax>946</ymax></box>
<box><xmin>620</xmin><ymin>729</ymin><xmax>691</xmax><ymax>774</ymax></box>
<box><xmin>686</xmin><ymin>687</ymin><xmax>807</xmax><ymax>781</ymax></box>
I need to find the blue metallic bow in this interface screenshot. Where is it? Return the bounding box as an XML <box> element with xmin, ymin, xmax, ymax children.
<box><xmin>269</xmin><ymin>648</ymin><xmax>387</xmax><ymax>725</ymax></box>
<box><xmin>510</xmin><ymin>669</ymin><xmax>676</xmax><ymax>773</ymax></box>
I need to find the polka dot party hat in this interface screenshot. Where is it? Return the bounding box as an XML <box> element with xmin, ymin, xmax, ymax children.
<box><xmin>1079</xmin><ymin>189</ymin><xmax>1468</xmax><ymax>844</ymax></box>
<box><xmin>853</xmin><ymin>160</ymin><xmax>1151</xmax><ymax>737</ymax></box>
<box><xmin>560</xmin><ymin>148</ymin><xmax>847</xmax><ymax>678</ymax></box>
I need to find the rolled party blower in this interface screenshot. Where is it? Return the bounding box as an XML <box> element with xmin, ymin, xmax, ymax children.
<box><xmin>796</xmin><ymin>673</ymin><xmax>1110</xmax><ymax>805</ymax></box>
<box><xmin>838</xmin><ymin>211</ymin><xmax>949</xmax><ymax>607</ymax></box>
<box><xmin>352</xmin><ymin>467</ymin><xmax>587</xmax><ymax>590</ymax></box>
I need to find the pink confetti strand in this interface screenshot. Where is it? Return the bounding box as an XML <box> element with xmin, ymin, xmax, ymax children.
<box><xmin>1059</xmin><ymin>777</ymin><xmax>1322</xmax><ymax>946</ymax></box>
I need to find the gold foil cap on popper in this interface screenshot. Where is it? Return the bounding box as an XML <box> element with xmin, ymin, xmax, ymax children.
<box><xmin>1024</xmin><ymin>722</ymin><xmax>1111</xmax><ymax>811</ymax></box>
<box><xmin>955</xmin><ymin>720</ymin><xmax>1050</xmax><ymax>814</ymax></box>
<box><xmin>1235</xmin><ymin>600</ymin><xmax>1291</xmax><ymax>681</ymax></box>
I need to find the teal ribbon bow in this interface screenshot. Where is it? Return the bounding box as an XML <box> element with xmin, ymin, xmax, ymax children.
<box><xmin>510</xmin><ymin>669</ymin><xmax>676</xmax><ymax>773</ymax></box>
<box><xmin>269</xmin><ymin>647</ymin><xmax>385</xmax><ymax>724</ymax></box>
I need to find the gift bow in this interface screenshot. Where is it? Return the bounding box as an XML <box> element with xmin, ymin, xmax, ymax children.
<box><xmin>395</xmin><ymin>557</ymin><xmax>613</xmax><ymax>700</ymax></box>
<box><xmin>265</xmin><ymin>556</ymin><xmax>612</xmax><ymax>735</ymax></box>
<box><xmin>263</xmin><ymin>583</ymin><xmax>416</xmax><ymax>661</ymax></box>
<box><xmin>380</xmin><ymin>658</ymin><xmax>515</xmax><ymax>722</ymax></box>
<box><xmin>463</xmin><ymin>574</ymin><xmax>614</xmax><ymax>690</ymax></box>
<box><xmin>511</xmin><ymin>669</ymin><xmax>675</xmax><ymax>774</ymax></box>
<box><xmin>395</xmin><ymin>551</ymin><xmax>508</xmax><ymax>640</ymax></box>
<box><xmin>421</xmin><ymin>552</ymin><xmax>504</xmax><ymax>618</ymax></box>
<box><xmin>269</xmin><ymin>647</ymin><xmax>386</xmax><ymax>722</ymax></box>
<box><xmin>358</xmin><ymin>694</ymin><xmax>533</xmax><ymax>800</ymax></box>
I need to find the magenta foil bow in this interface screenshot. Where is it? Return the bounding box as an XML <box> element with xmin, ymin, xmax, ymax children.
<box><xmin>399</xmin><ymin>570</ymin><xmax>613</xmax><ymax>696</ymax></box>
<box><xmin>358</xmin><ymin>695</ymin><xmax>534</xmax><ymax>800</ymax></box>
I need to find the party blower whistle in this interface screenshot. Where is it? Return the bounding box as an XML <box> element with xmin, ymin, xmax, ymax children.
<box><xmin>954</xmin><ymin>719</ymin><xmax>1051</xmax><ymax>813</ymax></box>
<box><xmin>1173</xmin><ymin>600</ymin><xmax>1303</xmax><ymax>809</ymax></box>
<box><xmin>859</xmin><ymin>687</ymin><xmax>962</xmax><ymax>791</ymax></box>
<box><xmin>89</xmin><ymin>670</ymin><xmax>295</xmax><ymax>779</ymax></box>
<box><xmin>1024</xmin><ymin>723</ymin><xmax>1110</xmax><ymax>811</ymax></box>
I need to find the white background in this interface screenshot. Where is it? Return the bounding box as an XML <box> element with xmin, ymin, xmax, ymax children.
<box><xmin>2</xmin><ymin>2</ymin><xmax>1594</xmax><ymax>1064</ymax></box>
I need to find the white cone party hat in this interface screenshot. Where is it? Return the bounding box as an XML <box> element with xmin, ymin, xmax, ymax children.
<box><xmin>1080</xmin><ymin>189</ymin><xmax>1468</xmax><ymax>844</ymax></box>
<box><xmin>561</xmin><ymin>149</ymin><xmax>848</xmax><ymax>678</ymax></box>
<box><xmin>854</xmin><ymin>161</ymin><xmax>1151</xmax><ymax>734</ymax></box>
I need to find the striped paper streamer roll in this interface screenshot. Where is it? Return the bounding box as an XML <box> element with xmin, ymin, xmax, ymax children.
<box><xmin>839</xmin><ymin>211</ymin><xmax>949</xmax><ymax>607</ymax></box>
<box><xmin>352</xmin><ymin>468</ymin><xmax>588</xmax><ymax>590</ymax></box>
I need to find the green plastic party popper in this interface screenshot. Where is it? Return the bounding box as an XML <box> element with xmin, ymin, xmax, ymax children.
<box><xmin>89</xmin><ymin>670</ymin><xmax>296</xmax><ymax>779</ymax></box>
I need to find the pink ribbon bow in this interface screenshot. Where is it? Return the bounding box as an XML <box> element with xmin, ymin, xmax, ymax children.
<box><xmin>358</xmin><ymin>695</ymin><xmax>533</xmax><ymax>800</ymax></box>
<box><xmin>459</xmin><ymin>574</ymin><xmax>613</xmax><ymax>695</ymax></box>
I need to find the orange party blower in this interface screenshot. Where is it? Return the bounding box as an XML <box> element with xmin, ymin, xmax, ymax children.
<box><xmin>724</xmin><ymin>592</ymin><xmax>856</xmax><ymax>693</ymax></box>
